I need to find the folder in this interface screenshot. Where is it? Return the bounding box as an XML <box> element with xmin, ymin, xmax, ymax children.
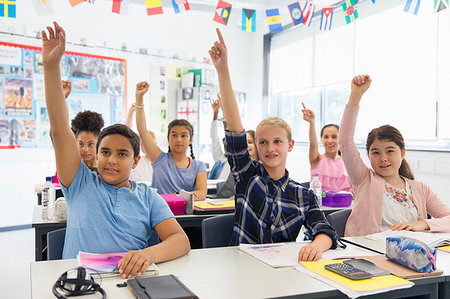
<box><xmin>127</xmin><ymin>274</ymin><xmax>198</xmax><ymax>299</ymax></box>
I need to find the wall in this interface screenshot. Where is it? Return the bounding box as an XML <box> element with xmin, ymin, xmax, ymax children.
<box><xmin>0</xmin><ymin>1</ymin><xmax>265</xmax><ymax>227</ymax></box>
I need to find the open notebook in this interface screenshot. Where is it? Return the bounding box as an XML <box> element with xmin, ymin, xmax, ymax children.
<box><xmin>77</xmin><ymin>251</ymin><xmax>159</xmax><ymax>277</ymax></box>
<box><xmin>365</xmin><ymin>230</ymin><xmax>450</xmax><ymax>248</ymax></box>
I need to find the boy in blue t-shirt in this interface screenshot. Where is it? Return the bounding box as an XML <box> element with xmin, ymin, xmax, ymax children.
<box><xmin>42</xmin><ymin>22</ymin><xmax>190</xmax><ymax>279</ymax></box>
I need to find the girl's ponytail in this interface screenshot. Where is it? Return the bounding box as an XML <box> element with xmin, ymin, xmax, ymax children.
<box><xmin>399</xmin><ymin>160</ymin><xmax>415</xmax><ymax>180</ymax></box>
<box><xmin>189</xmin><ymin>144</ymin><xmax>195</xmax><ymax>159</ymax></box>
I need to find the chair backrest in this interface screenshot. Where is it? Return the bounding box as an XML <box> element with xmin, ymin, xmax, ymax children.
<box><xmin>47</xmin><ymin>228</ymin><xmax>66</xmax><ymax>260</ymax></box>
<box><xmin>326</xmin><ymin>209</ymin><xmax>352</xmax><ymax>237</ymax></box>
<box><xmin>201</xmin><ymin>214</ymin><xmax>235</xmax><ymax>248</ymax></box>
<box><xmin>148</xmin><ymin>232</ymin><xmax>160</xmax><ymax>247</ymax></box>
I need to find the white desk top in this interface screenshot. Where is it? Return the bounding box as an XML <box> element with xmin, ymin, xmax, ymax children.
<box><xmin>31</xmin><ymin>246</ymin><xmax>340</xmax><ymax>299</ymax></box>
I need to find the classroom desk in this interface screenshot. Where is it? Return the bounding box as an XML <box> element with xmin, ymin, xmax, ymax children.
<box><xmin>31</xmin><ymin>245</ymin><xmax>448</xmax><ymax>299</ymax></box>
<box><xmin>343</xmin><ymin>236</ymin><xmax>450</xmax><ymax>299</ymax></box>
<box><xmin>32</xmin><ymin>205</ymin><xmax>229</xmax><ymax>261</ymax></box>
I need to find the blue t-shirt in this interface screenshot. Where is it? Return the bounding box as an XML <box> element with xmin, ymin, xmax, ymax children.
<box><xmin>60</xmin><ymin>161</ymin><xmax>174</xmax><ymax>259</ymax></box>
<box><xmin>151</xmin><ymin>152</ymin><xmax>206</xmax><ymax>194</ymax></box>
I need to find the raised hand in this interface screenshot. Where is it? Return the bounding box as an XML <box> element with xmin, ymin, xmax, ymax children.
<box><xmin>211</xmin><ymin>99</ymin><xmax>220</xmax><ymax>113</ymax></box>
<box><xmin>136</xmin><ymin>81</ymin><xmax>150</xmax><ymax>101</ymax></box>
<box><xmin>208</xmin><ymin>28</ymin><xmax>228</xmax><ymax>71</ymax></box>
<box><xmin>351</xmin><ymin>74</ymin><xmax>371</xmax><ymax>97</ymax></box>
<box><xmin>129</xmin><ymin>103</ymin><xmax>137</xmax><ymax>114</ymax></box>
<box><xmin>62</xmin><ymin>80</ymin><xmax>71</xmax><ymax>99</ymax></box>
<box><xmin>42</xmin><ymin>22</ymin><xmax>66</xmax><ymax>67</ymax></box>
<box><xmin>301</xmin><ymin>103</ymin><xmax>315</xmax><ymax>123</ymax></box>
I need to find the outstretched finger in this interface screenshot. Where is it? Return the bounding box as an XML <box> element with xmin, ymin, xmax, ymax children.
<box><xmin>216</xmin><ymin>28</ymin><xmax>226</xmax><ymax>48</ymax></box>
<box><xmin>41</xmin><ymin>30</ymin><xmax>48</xmax><ymax>41</ymax></box>
<box><xmin>47</xmin><ymin>26</ymin><xmax>55</xmax><ymax>39</ymax></box>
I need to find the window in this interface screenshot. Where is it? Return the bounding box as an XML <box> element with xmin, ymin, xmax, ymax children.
<box><xmin>268</xmin><ymin>0</ymin><xmax>450</xmax><ymax>149</ymax></box>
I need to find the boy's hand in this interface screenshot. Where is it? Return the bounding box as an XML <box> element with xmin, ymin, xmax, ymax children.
<box><xmin>118</xmin><ymin>249</ymin><xmax>153</xmax><ymax>279</ymax></box>
<box><xmin>62</xmin><ymin>80</ymin><xmax>71</xmax><ymax>99</ymax></box>
<box><xmin>42</xmin><ymin>21</ymin><xmax>66</xmax><ymax>67</ymax></box>
<box><xmin>390</xmin><ymin>220</ymin><xmax>430</xmax><ymax>232</ymax></box>
<box><xmin>298</xmin><ymin>243</ymin><xmax>323</xmax><ymax>262</ymax></box>
<box><xmin>351</xmin><ymin>74</ymin><xmax>371</xmax><ymax>97</ymax></box>
<box><xmin>136</xmin><ymin>81</ymin><xmax>149</xmax><ymax>102</ymax></box>
<box><xmin>208</xmin><ymin>28</ymin><xmax>228</xmax><ymax>71</ymax></box>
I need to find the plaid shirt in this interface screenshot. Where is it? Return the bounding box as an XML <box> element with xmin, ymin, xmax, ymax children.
<box><xmin>225</xmin><ymin>130</ymin><xmax>338</xmax><ymax>247</ymax></box>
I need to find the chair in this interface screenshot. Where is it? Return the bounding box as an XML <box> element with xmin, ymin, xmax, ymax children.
<box><xmin>201</xmin><ymin>214</ymin><xmax>235</xmax><ymax>248</ymax></box>
<box><xmin>47</xmin><ymin>228</ymin><xmax>66</xmax><ymax>260</ymax></box>
<box><xmin>326</xmin><ymin>209</ymin><xmax>352</xmax><ymax>237</ymax></box>
<box><xmin>148</xmin><ymin>232</ymin><xmax>160</xmax><ymax>246</ymax></box>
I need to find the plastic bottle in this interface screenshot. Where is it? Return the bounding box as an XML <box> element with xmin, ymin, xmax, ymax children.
<box><xmin>310</xmin><ymin>176</ymin><xmax>323</xmax><ymax>207</ymax></box>
<box><xmin>42</xmin><ymin>176</ymin><xmax>56</xmax><ymax>221</ymax></box>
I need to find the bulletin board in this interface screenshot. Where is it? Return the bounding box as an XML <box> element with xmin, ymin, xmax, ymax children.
<box><xmin>0</xmin><ymin>42</ymin><xmax>127</xmax><ymax>148</ymax></box>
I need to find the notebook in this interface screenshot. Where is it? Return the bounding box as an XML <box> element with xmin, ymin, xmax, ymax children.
<box><xmin>193</xmin><ymin>200</ymin><xmax>235</xmax><ymax>215</ymax></box>
<box><xmin>127</xmin><ymin>274</ymin><xmax>198</xmax><ymax>299</ymax></box>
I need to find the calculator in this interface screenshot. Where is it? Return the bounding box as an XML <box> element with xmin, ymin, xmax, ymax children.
<box><xmin>324</xmin><ymin>263</ymin><xmax>373</xmax><ymax>280</ymax></box>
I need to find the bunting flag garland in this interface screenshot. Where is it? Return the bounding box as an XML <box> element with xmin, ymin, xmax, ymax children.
<box><xmin>145</xmin><ymin>0</ymin><xmax>163</xmax><ymax>15</ymax></box>
<box><xmin>301</xmin><ymin>1</ymin><xmax>315</xmax><ymax>26</ymax></box>
<box><xmin>371</xmin><ymin>0</ymin><xmax>375</xmax><ymax>3</ymax></box>
<box><xmin>342</xmin><ymin>0</ymin><xmax>358</xmax><ymax>24</ymax></box>
<box><xmin>87</xmin><ymin>0</ymin><xmax>95</xmax><ymax>3</ymax></box>
<box><xmin>214</xmin><ymin>0</ymin><xmax>232</xmax><ymax>25</ymax></box>
<box><xmin>434</xmin><ymin>0</ymin><xmax>449</xmax><ymax>12</ymax></box>
<box><xmin>288</xmin><ymin>2</ymin><xmax>304</xmax><ymax>26</ymax></box>
<box><xmin>33</xmin><ymin>0</ymin><xmax>54</xmax><ymax>16</ymax></box>
<box><xmin>112</xmin><ymin>0</ymin><xmax>129</xmax><ymax>15</ymax></box>
<box><xmin>320</xmin><ymin>7</ymin><xmax>333</xmax><ymax>31</ymax></box>
<box><xmin>404</xmin><ymin>0</ymin><xmax>420</xmax><ymax>15</ymax></box>
<box><xmin>242</xmin><ymin>9</ymin><xmax>256</xmax><ymax>32</ymax></box>
<box><xmin>0</xmin><ymin>0</ymin><xmax>16</xmax><ymax>18</ymax></box>
<box><xmin>172</xmin><ymin>0</ymin><xmax>190</xmax><ymax>14</ymax></box>
<box><xmin>68</xmin><ymin>0</ymin><xmax>85</xmax><ymax>7</ymax></box>
<box><xmin>266</xmin><ymin>8</ymin><xmax>282</xmax><ymax>32</ymax></box>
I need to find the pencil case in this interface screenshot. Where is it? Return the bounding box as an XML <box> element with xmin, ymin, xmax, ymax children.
<box><xmin>385</xmin><ymin>236</ymin><xmax>437</xmax><ymax>273</ymax></box>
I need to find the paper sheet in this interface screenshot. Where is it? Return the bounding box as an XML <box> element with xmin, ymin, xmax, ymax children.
<box><xmin>238</xmin><ymin>242</ymin><xmax>378</xmax><ymax>268</ymax></box>
<box><xmin>365</xmin><ymin>230</ymin><xmax>450</xmax><ymax>247</ymax></box>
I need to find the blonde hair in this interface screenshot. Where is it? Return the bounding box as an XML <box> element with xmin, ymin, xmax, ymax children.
<box><xmin>256</xmin><ymin>117</ymin><xmax>292</xmax><ymax>141</ymax></box>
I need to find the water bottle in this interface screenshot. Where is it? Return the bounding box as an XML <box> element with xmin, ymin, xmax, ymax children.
<box><xmin>310</xmin><ymin>176</ymin><xmax>322</xmax><ymax>207</ymax></box>
<box><xmin>42</xmin><ymin>176</ymin><xmax>56</xmax><ymax>221</ymax></box>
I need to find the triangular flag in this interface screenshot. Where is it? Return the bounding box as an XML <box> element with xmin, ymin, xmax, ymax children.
<box><xmin>404</xmin><ymin>0</ymin><xmax>420</xmax><ymax>15</ymax></box>
<box><xmin>87</xmin><ymin>0</ymin><xmax>95</xmax><ymax>3</ymax></box>
<box><xmin>214</xmin><ymin>0</ymin><xmax>232</xmax><ymax>25</ymax></box>
<box><xmin>266</xmin><ymin>8</ymin><xmax>282</xmax><ymax>32</ymax></box>
<box><xmin>33</xmin><ymin>0</ymin><xmax>54</xmax><ymax>16</ymax></box>
<box><xmin>145</xmin><ymin>0</ymin><xmax>163</xmax><ymax>15</ymax></box>
<box><xmin>320</xmin><ymin>7</ymin><xmax>333</xmax><ymax>30</ymax></box>
<box><xmin>434</xmin><ymin>0</ymin><xmax>449</xmax><ymax>12</ymax></box>
<box><xmin>301</xmin><ymin>1</ymin><xmax>315</xmax><ymax>26</ymax></box>
<box><xmin>242</xmin><ymin>8</ymin><xmax>255</xmax><ymax>32</ymax></box>
<box><xmin>288</xmin><ymin>2</ymin><xmax>304</xmax><ymax>26</ymax></box>
<box><xmin>112</xmin><ymin>0</ymin><xmax>130</xmax><ymax>15</ymax></box>
<box><xmin>172</xmin><ymin>0</ymin><xmax>190</xmax><ymax>14</ymax></box>
<box><xmin>68</xmin><ymin>0</ymin><xmax>85</xmax><ymax>7</ymax></box>
<box><xmin>342</xmin><ymin>0</ymin><xmax>358</xmax><ymax>24</ymax></box>
<box><xmin>0</xmin><ymin>0</ymin><xmax>16</xmax><ymax>18</ymax></box>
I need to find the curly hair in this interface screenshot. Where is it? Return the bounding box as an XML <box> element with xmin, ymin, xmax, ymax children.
<box><xmin>71</xmin><ymin>110</ymin><xmax>104</xmax><ymax>137</ymax></box>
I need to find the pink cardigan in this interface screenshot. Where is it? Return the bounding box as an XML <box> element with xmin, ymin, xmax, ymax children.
<box><xmin>339</xmin><ymin>105</ymin><xmax>450</xmax><ymax>236</ymax></box>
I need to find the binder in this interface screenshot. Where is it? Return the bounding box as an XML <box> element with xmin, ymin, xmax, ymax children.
<box><xmin>127</xmin><ymin>274</ymin><xmax>198</xmax><ymax>299</ymax></box>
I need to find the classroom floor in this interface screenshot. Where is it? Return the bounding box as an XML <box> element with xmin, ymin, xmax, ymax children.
<box><xmin>0</xmin><ymin>228</ymin><xmax>34</xmax><ymax>299</ymax></box>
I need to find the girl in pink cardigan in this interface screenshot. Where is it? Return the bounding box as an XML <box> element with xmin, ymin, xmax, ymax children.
<box><xmin>302</xmin><ymin>104</ymin><xmax>351</xmax><ymax>192</ymax></box>
<box><xmin>340</xmin><ymin>75</ymin><xmax>450</xmax><ymax>236</ymax></box>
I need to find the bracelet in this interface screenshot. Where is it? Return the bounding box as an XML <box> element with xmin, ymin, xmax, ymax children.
<box><xmin>135</xmin><ymin>104</ymin><xmax>144</xmax><ymax>109</ymax></box>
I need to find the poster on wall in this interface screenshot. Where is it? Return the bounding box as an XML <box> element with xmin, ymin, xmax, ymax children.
<box><xmin>0</xmin><ymin>42</ymin><xmax>127</xmax><ymax>147</ymax></box>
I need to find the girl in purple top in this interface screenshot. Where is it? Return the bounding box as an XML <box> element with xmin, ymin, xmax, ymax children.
<box><xmin>302</xmin><ymin>104</ymin><xmax>351</xmax><ymax>192</ymax></box>
<box><xmin>135</xmin><ymin>82</ymin><xmax>207</xmax><ymax>201</ymax></box>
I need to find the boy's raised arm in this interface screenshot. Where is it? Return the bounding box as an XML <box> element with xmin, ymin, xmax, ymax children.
<box><xmin>135</xmin><ymin>81</ymin><xmax>162</xmax><ymax>163</ymax></box>
<box><xmin>43</xmin><ymin>22</ymin><xmax>80</xmax><ymax>188</ymax></box>
<box><xmin>209</xmin><ymin>29</ymin><xmax>243</xmax><ymax>133</ymax></box>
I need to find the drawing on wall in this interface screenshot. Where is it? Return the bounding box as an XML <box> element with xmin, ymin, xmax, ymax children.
<box><xmin>0</xmin><ymin>42</ymin><xmax>126</xmax><ymax>147</ymax></box>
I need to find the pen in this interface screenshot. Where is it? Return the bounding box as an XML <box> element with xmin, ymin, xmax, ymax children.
<box><xmin>116</xmin><ymin>282</ymin><xmax>127</xmax><ymax>288</ymax></box>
